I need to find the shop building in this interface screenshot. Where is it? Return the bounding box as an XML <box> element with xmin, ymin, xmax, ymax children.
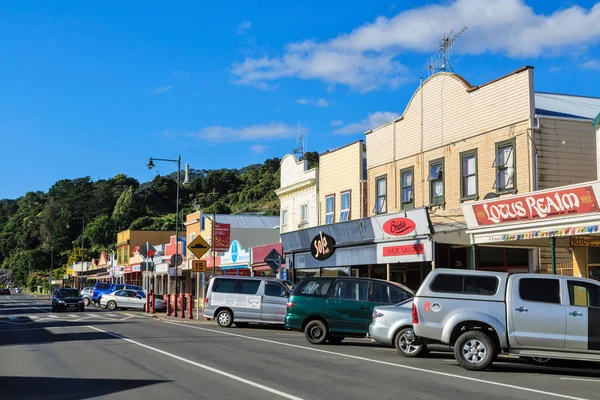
<box><xmin>116</xmin><ymin>229</ymin><xmax>176</xmax><ymax>273</ymax></box>
<box><xmin>365</xmin><ymin>66</ymin><xmax>600</xmax><ymax>272</ymax></box>
<box><xmin>462</xmin><ymin>181</ymin><xmax>600</xmax><ymax>278</ymax></box>
<box><xmin>250</xmin><ymin>242</ymin><xmax>286</xmax><ymax>279</ymax></box>
<box><xmin>318</xmin><ymin>140</ymin><xmax>368</xmax><ymax>225</ymax></box>
<box><xmin>275</xmin><ymin>154</ymin><xmax>318</xmax><ymax>232</ymax></box>
<box><xmin>281</xmin><ymin>208</ymin><xmax>433</xmax><ymax>290</ymax></box>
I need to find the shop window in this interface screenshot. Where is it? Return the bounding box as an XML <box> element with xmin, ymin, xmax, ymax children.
<box><xmin>519</xmin><ymin>278</ymin><xmax>560</xmax><ymax>304</ymax></box>
<box><xmin>281</xmin><ymin>209</ymin><xmax>288</xmax><ymax>233</ymax></box>
<box><xmin>340</xmin><ymin>191</ymin><xmax>350</xmax><ymax>222</ymax></box>
<box><xmin>375</xmin><ymin>176</ymin><xmax>387</xmax><ymax>214</ymax></box>
<box><xmin>332</xmin><ymin>280</ymin><xmax>368</xmax><ymax>301</ymax></box>
<box><xmin>400</xmin><ymin>167</ymin><xmax>414</xmax><ymax>210</ymax></box>
<box><xmin>428</xmin><ymin>158</ymin><xmax>444</xmax><ymax>206</ymax></box>
<box><xmin>325</xmin><ymin>195</ymin><xmax>335</xmax><ymax>224</ymax></box>
<box><xmin>494</xmin><ymin>139</ymin><xmax>516</xmax><ymax>193</ymax></box>
<box><xmin>300</xmin><ymin>204</ymin><xmax>308</xmax><ymax>228</ymax></box>
<box><xmin>460</xmin><ymin>150</ymin><xmax>478</xmax><ymax>200</ymax></box>
<box><xmin>568</xmin><ymin>281</ymin><xmax>600</xmax><ymax>308</ymax></box>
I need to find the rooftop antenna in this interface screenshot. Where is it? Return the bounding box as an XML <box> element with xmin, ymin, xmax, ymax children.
<box><xmin>292</xmin><ymin>121</ymin><xmax>307</xmax><ymax>160</ymax></box>
<box><xmin>427</xmin><ymin>9</ymin><xmax>467</xmax><ymax>75</ymax></box>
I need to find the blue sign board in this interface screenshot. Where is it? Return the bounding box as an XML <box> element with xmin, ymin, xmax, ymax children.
<box><xmin>231</xmin><ymin>241</ymin><xmax>239</xmax><ymax>263</ymax></box>
<box><xmin>201</xmin><ymin>272</ymin><xmax>205</xmax><ymax>286</ymax></box>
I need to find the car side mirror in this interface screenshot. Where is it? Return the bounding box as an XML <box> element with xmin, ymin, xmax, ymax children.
<box><xmin>284</xmin><ymin>292</ymin><xmax>290</xmax><ymax>298</ymax></box>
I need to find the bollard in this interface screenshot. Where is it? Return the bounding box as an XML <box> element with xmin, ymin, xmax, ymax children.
<box><xmin>151</xmin><ymin>292</ymin><xmax>156</xmax><ymax>314</ymax></box>
<box><xmin>173</xmin><ymin>293</ymin><xmax>178</xmax><ymax>317</ymax></box>
<box><xmin>166</xmin><ymin>293</ymin><xmax>171</xmax><ymax>316</ymax></box>
<box><xmin>146</xmin><ymin>293</ymin><xmax>150</xmax><ymax>313</ymax></box>
<box><xmin>180</xmin><ymin>294</ymin><xmax>186</xmax><ymax>319</ymax></box>
<box><xmin>188</xmin><ymin>294</ymin><xmax>193</xmax><ymax>320</ymax></box>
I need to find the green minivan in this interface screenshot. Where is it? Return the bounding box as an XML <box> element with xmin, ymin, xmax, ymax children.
<box><xmin>285</xmin><ymin>277</ymin><xmax>414</xmax><ymax>344</ymax></box>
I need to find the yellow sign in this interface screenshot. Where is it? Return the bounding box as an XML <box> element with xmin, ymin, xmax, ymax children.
<box><xmin>192</xmin><ymin>260</ymin><xmax>208</xmax><ymax>273</ymax></box>
<box><xmin>66</xmin><ymin>268</ymin><xmax>73</xmax><ymax>275</ymax></box>
<box><xmin>571</xmin><ymin>236</ymin><xmax>600</xmax><ymax>247</ymax></box>
<box><xmin>188</xmin><ymin>235</ymin><xmax>211</xmax><ymax>259</ymax></box>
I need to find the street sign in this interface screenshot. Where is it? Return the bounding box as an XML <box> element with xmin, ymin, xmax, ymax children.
<box><xmin>264</xmin><ymin>248</ymin><xmax>283</xmax><ymax>272</ymax></box>
<box><xmin>138</xmin><ymin>242</ymin><xmax>156</xmax><ymax>258</ymax></box>
<box><xmin>192</xmin><ymin>260</ymin><xmax>207</xmax><ymax>272</ymax></box>
<box><xmin>170</xmin><ymin>254</ymin><xmax>184</xmax><ymax>267</ymax></box>
<box><xmin>188</xmin><ymin>235</ymin><xmax>211</xmax><ymax>259</ymax></box>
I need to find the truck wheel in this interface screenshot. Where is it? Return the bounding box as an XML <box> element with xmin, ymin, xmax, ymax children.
<box><xmin>454</xmin><ymin>331</ymin><xmax>496</xmax><ymax>371</ymax></box>
<box><xmin>394</xmin><ymin>328</ymin><xmax>428</xmax><ymax>357</ymax></box>
<box><xmin>304</xmin><ymin>320</ymin><xmax>329</xmax><ymax>345</ymax></box>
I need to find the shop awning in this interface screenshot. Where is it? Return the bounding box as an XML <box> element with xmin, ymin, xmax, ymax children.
<box><xmin>220</xmin><ymin>265</ymin><xmax>249</xmax><ymax>270</ymax></box>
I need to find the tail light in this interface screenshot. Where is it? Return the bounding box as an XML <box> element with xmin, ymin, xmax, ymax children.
<box><xmin>286</xmin><ymin>302</ymin><xmax>295</xmax><ymax>309</ymax></box>
<box><xmin>373</xmin><ymin>311</ymin><xmax>384</xmax><ymax>319</ymax></box>
<box><xmin>92</xmin><ymin>290</ymin><xmax>95</xmax><ymax>297</ymax></box>
<box><xmin>412</xmin><ymin>303</ymin><xmax>419</xmax><ymax>324</ymax></box>
<box><xmin>205</xmin><ymin>297</ymin><xmax>209</xmax><ymax>304</ymax></box>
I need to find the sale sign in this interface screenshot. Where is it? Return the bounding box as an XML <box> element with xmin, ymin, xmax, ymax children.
<box><xmin>469</xmin><ymin>185</ymin><xmax>599</xmax><ymax>226</ymax></box>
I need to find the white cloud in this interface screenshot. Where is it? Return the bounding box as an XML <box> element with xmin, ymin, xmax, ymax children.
<box><xmin>186</xmin><ymin>122</ymin><xmax>300</xmax><ymax>142</ymax></box>
<box><xmin>330</xmin><ymin>119</ymin><xmax>344</xmax><ymax>126</ymax></box>
<box><xmin>236</xmin><ymin>21</ymin><xmax>252</xmax><ymax>35</ymax></box>
<box><xmin>296</xmin><ymin>97</ymin><xmax>329</xmax><ymax>107</ymax></box>
<box><xmin>153</xmin><ymin>85</ymin><xmax>174</xmax><ymax>94</ymax></box>
<box><xmin>581</xmin><ymin>60</ymin><xmax>600</xmax><ymax>70</ymax></box>
<box><xmin>249</xmin><ymin>144</ymin><xmax>269</xmax><ymax>154</ymax></box>
<box><xmin>333</xmin><ymin>112</ymin><xmax>396</xmax><ymax>135</ymax></box>
<box><xmin>231</xmin><ymin>0</ymin><xmax>600</xmax><ymax>91</ymax></box>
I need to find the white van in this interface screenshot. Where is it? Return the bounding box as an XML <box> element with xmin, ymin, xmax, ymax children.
<box><xmin>204</xmin><ymin>276</ymin><xmax>294</xmax><ymax>328</ymax></box>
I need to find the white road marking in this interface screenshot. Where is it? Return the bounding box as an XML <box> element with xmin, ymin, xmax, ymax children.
<box><xmin>71</xmin><ymin>316</ymin><xmax>91</xmax><ymax>322</ymax></box>
<box><xmin>561</xmin><ymin>378</ymin><xmax>600</xmax><ymax>383</ymax></box>
<box><xmin>68</xmin><ymin>314</ymin><xmax>78</xmax><ymax>318</ymax></box>
<box><xmin>159</xmin><ymin>320</ymin><xmax>590</xmax><ymax>400</ymax></box>
<box><xmin>104</xmin><ymin>313</ymin><xmax>117</xmax><ymax>317</ymax></box>
<box><xmin>119</xmin><ymin>316</ymin><xmax>135</xmax><ymax>321</ymax></box>
<box><xmin>48</xmin><ymin>315</ymin><xmax>59</xmax><ymax>319</ymax></box>
<box><xmin>20</xmin><ymin>303</ymin><xmax>49</xmax><ymax>313</ymax></box>
<box><xmin>88</xmin><ymin>326</ymin><xmax>304</xmax><ymax>400</ymax></box>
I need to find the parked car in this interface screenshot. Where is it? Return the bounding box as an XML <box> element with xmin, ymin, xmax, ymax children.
<box><xmin>100</xmin><ymin>289</ymin><xmax>165</xmax><ymax>311</ymax></box>
<box><xmin>15</xmin><ymin>288</ymin><xmax>22</xmax><ymax>294</ymax></box>
<box><xmin>286</xmin><ymin>277</ymin><xmax>413</xmax><ymax>345</ymax></box>
<box><xmin>412</xmin><ymin>268</ymin><xmax>600</xmax><ymax>371</ymax></box>
<box><xmin>52</xmin><ymin>288</ymin><xmax>84</xmax><ymax>312</ymax></box>
<box><xmin>204</xmin><ymin>276</ymin><xmax>293</xmax><ymax>327</ymax></box>
<box><xmin>91</xmin><ymin>283</ymin><xmax>145</xmax><ymax>307</ymax></box>
<box><xmin>0</xmin><ymin>288</ymin><xmax>10</xmax><ymax>295</ymax></box>
<box><xmin>80</xmin><ymin>287</ymin><xmax>93</xmax><ymax>306</ymax></box>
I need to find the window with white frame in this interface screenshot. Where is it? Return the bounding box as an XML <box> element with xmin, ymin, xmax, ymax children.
<box><xmin>281</xmin><ymin>210</ymin><xmax>288</xmax><ymax>233</ymax></box>
<box><xmin>375</xmin><ymin>176</ymin><xmax>387</xmax><ymax>214</ymax></box>
<box><xmin>428</xmin><ymin>158</ymin><xmax>444</xmax><ymax>205</ymax></box>
<box><xmin>300</xmin><ymin>204</ymin><xmax>308</xmax><ymax>227</ymax></box>
<box><xmin>494</xmin><ymin>140</ymin><xmax>515</xmax><ymax>192</ymax></box>
<box><xmin>325</xmin><ymin>195</ymin><xmax>335</xmax><ymax>224</ymax></box>
<box><xmin>400</xmin><ymin>168</ymin><xmax>414</xmax><ymax>209</ymax></box>
<box><xmin>340</xmin><ymin>191</ymin><xmax>350</xmax><ymax>221</ymax></box>
<box><xmin>190</xmin><ymin>232</ymin><xmax>196</xmax><ymax>242</ymax></box>
<box><xmin>461</xmin><ymin>150</ymin><xmax>478</xmax><ymax>200</ymax></box>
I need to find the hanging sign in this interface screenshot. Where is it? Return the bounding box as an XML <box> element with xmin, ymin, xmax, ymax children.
<box><xmin>310</xmin><ymin>232</ymin><xmax>336</xmax><ymax>261</ymax></box>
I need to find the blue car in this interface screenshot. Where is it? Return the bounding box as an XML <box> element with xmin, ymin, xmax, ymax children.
<box><xmin>91</xmin><ymin>282</ymin><xmax>145</xmax><ymax>307</ymax></box>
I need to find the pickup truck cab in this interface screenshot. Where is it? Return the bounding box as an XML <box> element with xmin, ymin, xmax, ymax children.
<box><xmin>412</xmin><ymin>268</ymin><xmax>600</xmax><ymax>371</ymax></box>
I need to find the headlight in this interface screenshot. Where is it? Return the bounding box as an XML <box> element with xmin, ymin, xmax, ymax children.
<box><xmin>58</xmin><ymin>301</ymin><xmax>65</xmax><ymax>304</ymax></box>
<box><xmin>78</xmin><ymin>301</ymin><xmax>83</xmax><ymax>304</ymax></box>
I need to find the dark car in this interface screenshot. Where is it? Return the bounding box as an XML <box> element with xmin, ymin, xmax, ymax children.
<box><xmin>52</xmin><ymin>288</ymin><xmax>84</xmax><ymax>312</ymax></box>
<box><xmin>286</xmin><ymin>277</ymin><xmax>413</xmax><ymax>345</ymax></box>
<box><xmin>0</xmin><ymin>288</ymin><xmax>10</xmax><ymax>295</ymax></box>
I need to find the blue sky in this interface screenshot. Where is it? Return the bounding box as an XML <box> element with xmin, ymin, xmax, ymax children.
<box><xmin>1</xmin><ymin>0</ymin><xmax>600</xmax><ymax>199</ymax></box>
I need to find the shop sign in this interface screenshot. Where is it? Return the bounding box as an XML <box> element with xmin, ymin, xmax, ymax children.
<box><xmin>376</xmin><ymin>239</ymin><xmax>432</xmax><ymax>264</ymax></box>
<box><xmin>214</xmin><ymin>223</ymin><xmax>231</xmax><ymax>252</ymax></box>
<box><xmin>464</xmin><ymin>184</ymin><xmax>600</xmax><ymax>227</ymax></box>
<box><xmin>224</xmin><ymin>268</ymin><xmax>251</xmax><ymax>276</ymax></box>
<box><xmin>382</xmin><ymin>243</ymin><xmax>425</xmax><ymax>257</ymax></box>
<box><xmin>124</xmin><ymin>266</ymin><xmax>132</xmax><ymax>274</ymax></box>
<box><xmin>571</xmin><ymin>236</ymin><xmax>600</xmax><ymax>247</ymax></box>
<box><xmin>221</xmin><ymin>240</ymin><xmax>250</xmax><ymax>264</ymax></box>
<box><xmin>382</xmin><ymin>218</ymin><xmax>416</xmax><ymax>236</ymax></box>
<box><xmin>132</xmin><ymin>265</ymin><xmax>141</xmax><ymax>272</ymax></box>
<box><xmin>311</xmin><ymin>232</ymin><xmax>336</xmax><ymax>261</ymax></box>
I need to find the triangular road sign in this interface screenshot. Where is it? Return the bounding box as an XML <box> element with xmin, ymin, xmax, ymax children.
<box><xmin>188</xmin><ymin>235</ymin><xmax>211</xmax><ymax>259</ymax></box>
<box><xmin>264</xmin><ymin>249</ymin><xmax>283</xmax><ymax>271</ymax></box>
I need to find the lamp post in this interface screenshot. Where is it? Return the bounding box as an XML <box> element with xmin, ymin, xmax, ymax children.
<box><xmin>147</xmin><ymin>155</ymin><xmax>181</xmax><ymax>294</ymax></box>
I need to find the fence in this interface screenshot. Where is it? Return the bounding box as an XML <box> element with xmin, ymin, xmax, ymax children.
<box><xmin>535</xmin><ymin>262</ymin><xmax>573</xmax><ymax>276</ymax></box>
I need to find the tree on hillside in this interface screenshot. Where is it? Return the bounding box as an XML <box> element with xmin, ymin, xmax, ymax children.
<box><xmin>112</xmin><ymin>186</ymin><xmax>146</xmax><ymax>232</ymax></box>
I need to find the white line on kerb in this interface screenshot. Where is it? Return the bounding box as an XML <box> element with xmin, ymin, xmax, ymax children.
<box><xmin>159</xmin><ymin>320</ymin><xmax>590</xmax><ymax>400</ymax></box>
<box><xmin>87</xmin><ymin>325</ymin><xmax>304</xmax><ymax>400</ymax></box>
<box><xmin>561</xmin><ymin>378</ymin><xmax>600</xmax><ymax>383</ymax></box>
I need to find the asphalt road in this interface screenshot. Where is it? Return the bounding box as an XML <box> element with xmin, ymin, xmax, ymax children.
<box><xmin>2</xmin><ymin>292</ymin><xmax>600</xmax><ymax>400</ymax></box>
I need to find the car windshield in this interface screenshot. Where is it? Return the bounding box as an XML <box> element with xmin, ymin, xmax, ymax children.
<box><xmin>56</xmin><ymin>289</ymin><xmax>79</xmax><ymax>298</ymax></box>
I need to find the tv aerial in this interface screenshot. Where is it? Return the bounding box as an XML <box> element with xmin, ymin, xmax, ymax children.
<box><xmin>427</xmin><ymin>12</ymin><xmax>467</xmax><ymax>75</ymax></box>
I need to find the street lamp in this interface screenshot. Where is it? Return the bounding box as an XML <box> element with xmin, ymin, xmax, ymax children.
<box><xmin>194</xmin><ymin>190</ymin><xmax>219</xmax><ymax>276</ymax></box>
<box><xmin>147</xmin><ymin>155</ymin><xmax>181</xmax><ymax>294</ymax></box>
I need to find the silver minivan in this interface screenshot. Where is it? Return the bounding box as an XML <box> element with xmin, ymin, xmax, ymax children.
<box><xmin>204</xmin><ymin>276</ymin><xmax>293</xmax><ymax>328</ymax></box>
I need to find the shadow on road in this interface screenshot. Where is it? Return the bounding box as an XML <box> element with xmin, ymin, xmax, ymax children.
<box><xmin>488</xmin><ymin>359</ymin><xmax>600</xmax><ymax>378</ymax></box>
<box><xmin>0</xmin><ymin>376</ymin><xmax>170</xmax><ymax>400</ymax></box>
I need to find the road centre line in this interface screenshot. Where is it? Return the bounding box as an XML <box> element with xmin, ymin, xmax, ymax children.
<box><xmin>157</xmin><ymin>319</ymin><xmax>589</xmax><ymax>400</ymax></box>
<box><xmin>87</xmin><ymin>326</ymin><xmax>304</xmax><ymax>400</ymax></box>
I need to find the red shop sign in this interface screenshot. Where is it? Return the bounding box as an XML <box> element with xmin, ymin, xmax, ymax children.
<box><xmin>382</xmin><ymin>218</ymin><xmax>416</xmax><ymax>236</ymax></box>
<box><xmin>472</xmin><ymin>186</ymin><xmax>599</xmax><ymax>226</ymax></box>
<box><xmin>124</xmin><ymin>266</ymin><xmax>132</xmax><ymax>274</ymax></box>
<box><xmin>382</xmin><ymin>244</ymin><xmax>424</xmax><ymax>257</ymax></box>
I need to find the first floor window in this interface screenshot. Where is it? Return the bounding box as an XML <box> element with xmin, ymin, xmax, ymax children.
<box><xmin>300</xmin><ymin>204</ymin><xmax>308</xmax><ymax>226</ymax></box>
<box><xmin>375</xmin><ymin>176</ymin><xmax>387</xmax><ymax>214</ymax></box>
<box><xmin>400</xmin><ymin>168</ymin><xmax>414</xmax><ymax>209</ymax></box>
<box><xmin>340</xmin><ymin>191</ymin><xmax>350</xmax><ymax>222</ymax></box>
<box><xmin>281</xmin><ymin>210</ymin><xmax>288</xmax><ymax>232</ymax></box>
<box><xmin>428</xmin><ymin>158</ymin><xmax>444</xmax><ymax>205</ymax></box>
<box><xmin>461</xmin><ymin>151</ymin><xmax>477</xmax><ymax>200</ymax></box>
<box><xmin>325</xmin><ymin>195</ymin><xmax>334</xmax><ymax>224</ymax></box>
<box><xmin>494</xmin><ymin>140</ymin><xmax>515</xmax><ymax>192</ymax></box>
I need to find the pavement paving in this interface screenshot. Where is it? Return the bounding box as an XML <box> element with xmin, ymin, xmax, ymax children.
<box><xmin>2</xmin><ymin>292</ymin><xmax>600</xmax><ymax>400</ymax></box>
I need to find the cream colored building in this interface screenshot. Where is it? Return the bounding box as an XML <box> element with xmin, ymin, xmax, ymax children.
<box><xmin>366</xmin><ymin>66</ymin><xmax>600</xmax><ymax>274</ymax></box>
<box><xmin>275</xmin><ymin>154</ymin><xmax>318</xmax><ymax>232</ymax></box>
<box><xmin>318</xmin><ymin>140</ymin><xmax>367</xmax><ymax>224</ymax></box>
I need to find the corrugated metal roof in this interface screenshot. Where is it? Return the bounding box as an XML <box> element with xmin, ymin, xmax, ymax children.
<box><xmin>211</xmin><ymin>214</ymin><xmax>280</xmax><ymax>230</ymax></box>
<box><xmin>593</xmin><ymin>112</ymin><xmax>600</xmax><ymax>128</ymax></box>
<box><xmin>535</xmin><ymin>92</ymin><xmax>600</xmax><ymax>120</ymax></box>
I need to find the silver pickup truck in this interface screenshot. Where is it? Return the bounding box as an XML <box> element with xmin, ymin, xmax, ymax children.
<box><xmin>412</xmin><ymin>268</ymin><xmax>600</xmax><ymax>371</ymax></box>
